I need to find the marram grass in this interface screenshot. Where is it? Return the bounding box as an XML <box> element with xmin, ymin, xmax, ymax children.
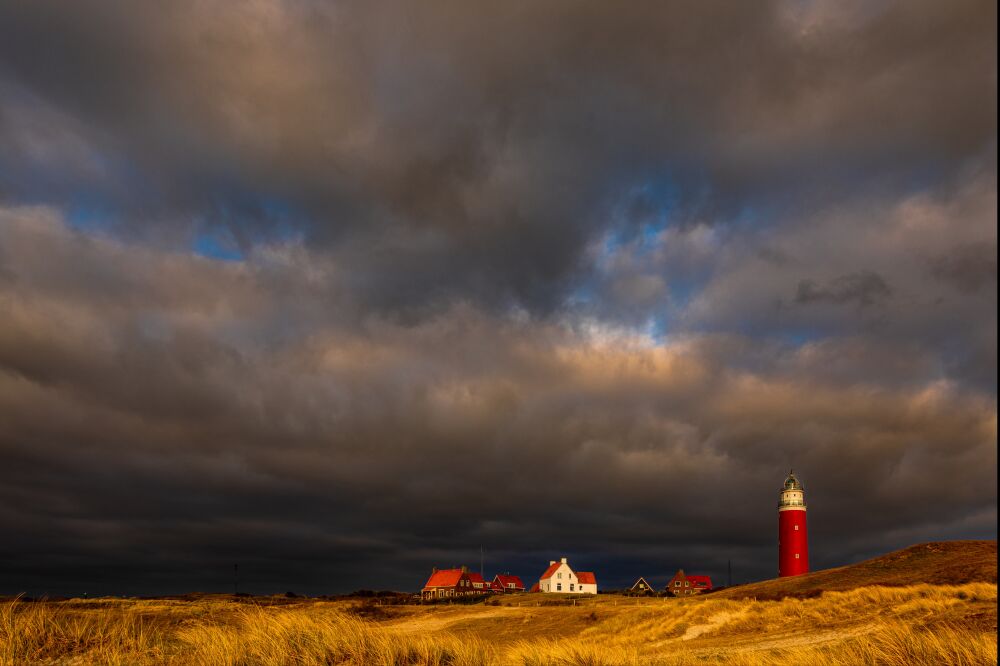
<box><xmin>2</xmin><ymin>583</ymin><xmax>996</xmax><ymax>665</ymax></box>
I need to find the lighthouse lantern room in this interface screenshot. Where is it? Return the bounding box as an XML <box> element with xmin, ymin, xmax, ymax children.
<box><xmin>778</xmin><ymin>470</ymin><xmax>809</xmax><ymax>577</ymax></box>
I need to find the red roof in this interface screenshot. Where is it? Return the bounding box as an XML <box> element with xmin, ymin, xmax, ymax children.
<box><xmin>687</xmin><ymin>575</ymin><xmax>712</xmax><ymax>588</ymax></box>
<box><xmin>490</xmin><ymin>580</ymin><xmax>503</xmax><ymax>591</ymax></box>
<box><xmin>576</xmin><ymin>571</ymin><xmax>596</xmax><ymax>585</ymax></box>
<box><xmin>493</xmin><ymin>574</ymin><xmax>525</xmax><ymax>589</ymax></box>
<box><xmin>539</xmin><ymin>562</ymin><xmax>562</xmax><ymax>580</ymax></box>
<box><xmin>528</xmin><ymin>582</ymin><xmax>540</xmax><ymax>593</ymax></box>
<box><xmin>423</xmin><ymin>569</ymin><xmax>465</xmax><ymax>589</ymax></box>
<box><xmin>468</xmin><ymin>572</ymin><xmax>486</xmax><ymax>585</ymax></box>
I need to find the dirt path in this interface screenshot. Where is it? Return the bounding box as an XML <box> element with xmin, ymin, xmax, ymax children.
<box><xmin>384</xmin><ymin>607</ymin><xmax>519</xmax><ymax>634</ymax></box>
<box><xmin>730</xmin><ymin>622</ymin><xmax>873</xmax><ymax>652</ymax></box>
<box><xmin>678</xmin><ymin>620</ymin><xmax>877</xmax><ymax>663</ymax></box>
<box><xmin>682</xmin><ymin>611</ymin><xmax>739</xmax><ymax>641</ymax></box>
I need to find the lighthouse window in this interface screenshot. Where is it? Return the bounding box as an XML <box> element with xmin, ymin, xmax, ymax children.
<box><xmin>795</xmin><ymin>554</ymin><xmax>800</xmax><ymax>559</ymax></box>
<box><xmin>794</xmin><ymin>525</ymin><xmax>799</xmax><ymax>531</ymax></box>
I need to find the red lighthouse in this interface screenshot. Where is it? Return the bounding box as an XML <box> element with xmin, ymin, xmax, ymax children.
<box><xmin>778</xmin><ymin>470</ymin><xmax>809</xmax><ymax>577</ymax></box>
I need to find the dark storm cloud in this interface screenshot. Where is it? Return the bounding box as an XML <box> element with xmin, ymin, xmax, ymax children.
<box><xmin>795</xmin><ymin>272</ymin><xmax>892</xmax><ymax>307</ymax></box>
<box><xmin>0</xmin><ymin>0</ymin><xmax>996</xmax><ymax>309</ymax></box>
<box><xmin>0</xmin><ymin>0</ymin><xmax>996</xmax><ymax>595</ymax></box>
<box><xmin>928</xmin><ymin>243</ymin><xmax>998</xmax><ymax>293</ymax></box>
<box><xmin>0</xmin><ymin>211</ymin><xmax>995</xmax><ymax>593</ymax></box>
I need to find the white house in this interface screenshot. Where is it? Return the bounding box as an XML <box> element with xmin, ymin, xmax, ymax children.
<box><xmin>538</xmin><ymin>557</ymin><xmax>597</xmax><ymax>594</ymax></box>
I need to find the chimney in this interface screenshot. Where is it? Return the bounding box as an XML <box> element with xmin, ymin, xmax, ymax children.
<box><xmin>549</xmin><ymin>560</ymin><xmax>556</xmax><ymax>566</ymax></box>
<box><xmin>560</xmin><ymin>557</ymin><xmax>567</xmax><ymax>564</ymax></box>
<box><xmin>461</xmin><ymin>565</ymin><xmax>468</xmax><ymax>573</ymax></box>
<box><xmin>432</xmin><ymin>567</ymin><xmax>438</xmax><ymax>574</ymax></box>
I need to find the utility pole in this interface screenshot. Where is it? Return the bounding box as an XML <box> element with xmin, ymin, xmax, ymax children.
<box><xmin>727</xmin><ymin>560</ymin><xmax>732</xmax><ymax>588</ymax></box>
<box><xmin>234</xmin><ymin>563</ymin><xmax>239</xmax><ymax>595</ymax></box>
<box><xmin>480</xmin><ymin>546</ymin><xmax>485</xmax><ymax>578</ymax></box>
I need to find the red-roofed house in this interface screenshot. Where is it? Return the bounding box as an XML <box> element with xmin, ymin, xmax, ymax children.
<box><xmin>538</xmin><ymin>557</ymin><xmax>598</xmax><ymax>594</ymax></box>
<box><xmin>467</xmin><ymin>572</ymin><xmax>492</xmax><ymax>592</ymax></box>
<box><xmin>421</xmin><ymin>566</ymin><xmax>474</xmax><ymax>599</ymax></box>
<box><xmin>528</xmin><ymin>582</ymin><xmax>540</xmax><ymax>593</ymax></box>
<box><xmin>492</xmin><ymin>573</ymin><xmax>525</xmax><ymax>593</ymax></box>
<box><xmin>575</xmin><ymin>570</ymin><xmax>598</xmax><ymax>594</ymax></box>
<box><xmin>667</xmin><ymin>569</ymin><xmax>713</xmax><ymax>596</ymax></box>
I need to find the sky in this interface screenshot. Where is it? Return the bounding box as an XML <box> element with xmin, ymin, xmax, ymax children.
<box><xmin>0</xmin><ymin>0</ymin><xmax>996</xmax><ymax>597</ymax></box>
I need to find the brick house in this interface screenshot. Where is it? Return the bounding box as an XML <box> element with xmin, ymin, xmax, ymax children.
<box><xmin>467</xmin><ymin>572</ymin><xmax>493</xmax><ymax>593</ymax></box>
<box><xmin>667</xmin><ymin>569</ymin><xmax>712</xmax><ymax>596</ymax></box>
<box><xmin>492</xmin><ymin>573</ymin><xmax>526</xmax><ymax>593</ymax></box>
<box><xmin>421</xmin><ymin>567</ymin><xmax>475</xmax><ymax>599</ymax></box>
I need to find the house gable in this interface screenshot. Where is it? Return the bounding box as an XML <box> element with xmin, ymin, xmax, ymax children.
<box><xmin>539</xmin><ymin>559</ymin><xmax>578</xmax><ymax>593</ymax></box>
<box><xmin>630</xmin><ymin>576</ymin><xmax>653</xmax><ymax>593</ymax></box>
<box><xmin>493</xmin><ymin>574</ymin><xmax>525</xmax><ymax>591</ymax></box>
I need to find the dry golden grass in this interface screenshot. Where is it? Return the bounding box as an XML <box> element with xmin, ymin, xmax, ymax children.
<box><xmin>2</xmin><ymin>583</ymin><xmax>996</xmax><ymax>665</ymax></box>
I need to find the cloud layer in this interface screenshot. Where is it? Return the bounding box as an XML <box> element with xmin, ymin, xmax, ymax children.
<box><xmin>0</xmin><ymin>0</ymin><xmax>995</xmax><ymax>594</ymax></box>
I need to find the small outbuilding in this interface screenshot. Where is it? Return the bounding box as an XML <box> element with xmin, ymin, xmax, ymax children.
<box><xmin>629</xmin><ymin>577</ymin><xmax>655</xmax><ymax>594</ymax></box>
<box><xmin>576</xmin><ymin>571</ymin><xmax>598</xmax><ymax>595</ymax></box>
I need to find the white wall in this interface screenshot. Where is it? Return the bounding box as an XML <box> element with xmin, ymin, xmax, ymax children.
<box><xmin>539</xmin><ymin>560</ymin><xmax>595</xmax><ymax>594</ymax></box>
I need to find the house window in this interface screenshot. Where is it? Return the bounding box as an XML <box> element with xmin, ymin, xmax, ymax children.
<box><xmin>570</xmin><ymin>584</ymin><xmax>575</xmax><ymax>591</ymax></box>
<box><xmin>675</xmin><ymin>581</ymin><xmax>681</xmax><ymax>587</ymax></box>
<box><xmin>685</xmin><ymin>582</ymin><xmax>690</xmax><ymax>587</ymax></box>
<box><xmin>557</xmin><ymin>583</ymin><xmax>562</xmax><ymax>591</ymax></box>
<box><xmin>557</xmin><ymin>573</ymin><xmax>562</xmax><ymax>579</ymax></box>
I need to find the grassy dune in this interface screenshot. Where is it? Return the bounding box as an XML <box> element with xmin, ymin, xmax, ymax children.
<box><xmin>714</xmin><ymin>540</ymin><xmax>998</xmax><ymax>600</ymax></box>
<box><xmin>3</xmin><ymin>541</ymin><xmax>996</xmax><ymax>665</ymax></box>
<box><xmin>2</xmin><ymin>583</ymin><xmax>996</xmax><ymax>665</ymax></box>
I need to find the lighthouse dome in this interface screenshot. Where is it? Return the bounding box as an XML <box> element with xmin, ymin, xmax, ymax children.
<box><xmin>783</xmin><ymin>471</ymin><xmax>803</xmax><ymax>491</ymax></box>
